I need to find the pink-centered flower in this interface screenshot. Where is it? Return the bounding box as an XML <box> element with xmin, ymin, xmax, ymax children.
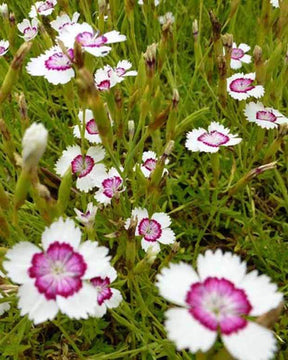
<box><xmin>3</xmin><ymin>217</ymin><xmax>113</xmax><ymax>324</ymax></box>
<box><xmin>17</xmin><ymin>18</ymin><xmax>38</xmax><ymax>41</ymax></box>
<box><xmin>244</xmin><ymin>102</ymin><xmax>288</xmax><ymax>129</ymax></box>
<box><xmin>125</xmin><ymin>208</ymin><xmax>176</xmax><ymax>252</ymax></box>
<box><xmin>55</xmin><ymin>145</ymin><xmax>106</xmax><ymax>192</ymax></box>
<box><xmin>0</xmin><ymin>39</ymin><xmax>9</xmax><ymax>56</ymax></box>
<box><xmin>50</xmin><ymin>12</ymin><xmax>80</xmax><ymax>33</ymax></box>
<box><xmin>58</xmin><ymin>22</ymin><xmax>126</xmax><ymax>58</ymax></box>
<box><xmin>227</xmin><ymin>73</ymin><xmax>264</xmax><ymax>100</ymax></box>
<box><xmin>140</xmin><ymin>151</ymin><xmax>168</xmax><ymax>178</ymax></box>
<box><xmin>29</xmin><ymin>0</ymin><xmax>57</xmax><ymax>18</ymax></box>
<box><xmin>156</xmin><ymin>249</ymin><xmax>283</xmax><ymax>360</ymax></box>
<box><xmin>228</xmin><ymin>42</ymin><xmax>251</xmax><ymax>70</ymax></box>
<box><xmin>94</xmin><ymin>167</ymin><xmax>125</xmax><ymax>205</ymax></box>
<box><xmin>185</xmin><ymin>122</ymin><xmax>242</xmax><ymax>153</ymax></box>
<box><xmin>90</xmin><ymin>265</ymin><xmax>122</xmax><ymax>317</ymax></box>
<box><xmin>26</xmin><ymin>46</ymin><xmax>75</xmax><ymax>85</ymax></box>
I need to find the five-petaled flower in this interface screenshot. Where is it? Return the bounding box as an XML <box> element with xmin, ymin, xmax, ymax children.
<box><xmin>26</xmin><ymin>46</ymin><xmax>75</xmax><ymax>85</ymax></box>
<box><xmin>17</xmin><ymin>18</ymin><xmax>39</xmax><ymax>42</ymax></box>
<box><xmin>228</xmin><ymin>42</ymin><xmax>251</xmax><ymax>70</ymax></box>
<box><xmin>244</xmin><ymin>102</ymin><xmax>288</xmax><ymax>129</ymax></box>
<box><xmin>29</xmin><ymin>0</ymin><xmax>57</xmax><ymax>18</ymax></box>
<box><xmin>3</xmin><ymin>217</ymin><xmax>117</xmax><ymax>324</ymax></box>
<box><xmin>58</xmin><ymin>22</ymin><xmax>126</xmax><ymax>58</ymax></box>
<box><xmin>185</xmin><ymin>122</ymin><xmax>242</xmax><ymax>153</ymax></box>
<box><xmin>227</xmin><ymin>73</ymin><xmax>264</xmax><ymax>100</ymax></box>
<box><xmin>156</xmin><ymin>249</ymin><xmax>283</xmax><ymax>360</ymax></box>
<box><xmin>55</xmin><ymin>145</ymin><xmax>106</xmax><ymax>192</ymax></box>
<box><xmin>125</xmin><ymin>208</ymin><xmax>176</xmax><ymax>252</ymax></box>
<box><xmin>94</xmin><ymin>167</ymin><xmax>125</xmax><ymax>205</ymax></box>
<box><xmin>0</xmin><ymin>39</ymin><xmax>9</xmax><ymax>56</ymax></box>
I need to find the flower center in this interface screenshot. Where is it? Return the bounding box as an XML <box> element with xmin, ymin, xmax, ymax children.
<box><xmin>229</xmin><ymin>78</ymin><xmax>255</xmax><ymax>93</ymax></box>
<box><xmin>198</xmin><ymin>130</ymin><xmax>230</xmax><ymax>147</ymax></box>
<box><xmin>28</xmin><ymin>242</ymin><xmax>87</xmax><ymax>300</ymax></box>
<box><xmin>115</xmin><ymin>67</ymin><xmax>126</xmax><ymax>77</ymax></box>
<box><xmin>76</xmin><ymin>31</ymin><xmax>108</xmax><ymax>48</ymax></box>
<box><xmin>143</xmin><ymin>158</ymin><xmax>157</xmax><ymax>172</ymax></box>
<box><xmin>102</xmin><ymin>176</ymin><xmax>122</xmax><ymax>198</ymax></box>
<box><xmin>256</xmin><ymin>110</ymin><xmax>277</xmax><ymax>123</ymax></box>
<box><xmin>186</xmin><ymin>277</ymin><xmax>252</xmax><ymax>335</ymax></box>
<box><xmin>86</xmin><ymin>119</ymin><xmax>99</xmax><ymax>135</ymax></box>
<box><xmin>90</xmin><ymin>276</ymin><xmax>112</xmax><ymax>305</ymax></box>
<box><xmin>138</xmin><ymin>218</ymin><xmax>162</xmax><ymax>242</ymax></box>
<box><xmin>44</xmin><ymin>49</ymin><xmax>74</xmax><ymax>71</ymax></box>
<box><xmin>23</xmin><ymin>27</ymin><xmax>37</xmax><ymax>40</ymax></box>
<box><xmin>38</xmin><ymin>1</ymin><xmax>54</xmax><ymax>12</ymax></box>
<box><xmin>71</xmin><ymin>154</ymin><xmax>95</xmax><ymax>178</ymax></box>
<box><xmin>231</xmin><ymin>47</ymin><xmax>244</xmax><ymax>60</ymax></box>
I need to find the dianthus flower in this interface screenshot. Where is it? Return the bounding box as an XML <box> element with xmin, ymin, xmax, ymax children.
<box><xmin>185</xmin><ymin>122</ymin><xmax>242</xmax><ymax>153</ymax></box>
<box><xmin>244</xmin><ymin>102</ymin><xmax>288</xmax><ymax>129</ymax></box>
<box><xmin>17</xmin><ymin>18</ymin><xmax>38</xmax><ymax>41</ymax></box>
<box><xmin>0</xmin><ymin>39</ymin><xmax>9</xmax><ymax>56</ymax></box>
<box><xmin>50</xmin><ymin>12</ymin><xmax>80</xmax><ymax>33</ymax></box>
<box><xmin>156</xmin><ymin>249</ymin><xmax>283</xmax><ymax>360</ymax></box>
<box><xmin>228</xmin><ymin>42</ymin><xmax>251</xmax><ymax>70</ymax></box>
<box><xmin>29</xmin><ymin>0</ymin><xmax>57</xmax><ymax>18</ymax></box>
<box><xmin>227</xmin><ymin>73</ymin><xmax>264</xmax><ymax>100</ymax></box>
<box><xmin>94</xmin><ymin>167</ymin><xmax>125</xmax><ymax>205</ymax></box>
<box><xmin>3</xmin><ymin>218</ymin><xmax>115</xmax><ymax>324</ymax></box>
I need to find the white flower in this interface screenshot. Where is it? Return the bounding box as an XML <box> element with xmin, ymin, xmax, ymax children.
<box><xmin>73</xmin><ymin>109</ymin><xmax>102</xmax><ymax>144</ymax></box>
<box><xmin>26</xmin><ymin>46</ymin><xmax>75</xmax><ymax>85</ymax></box>
<box><xmin>244</xmin><ymin>102</ymin><xmax>288</xmax><ymax>129</ymax></box>
<box><xmin>58</xmin><ymin>22</ymin><xmax>126</xmax><ymax>58</ymax></box>
<box><xmin>227</xmin><ymin>72</ymin><xmax>264</xmax><ymax>100</ymax></box>
<box><xmin>95</xmin><ymin>60</ymin><xmax>137</xmax><ymax>90</ymax></box>
<box><xmin>159</xmin><ymin>12</ymin><xmax>175</xmax><ymax>25</ymax></box>
<box><xmin>0</xmin><ymin>39</ymin><xmax>9</xmax><ymax>56</ymax></box>
<box><xmin>270</xmin><ymin>0</ymin><xmax>279</xmax><ymax>7</ymax></box>
<box><xmin>140</xmin><ymin>151</ymin><xmax>168</xmax><ymax>178</ymax></box>
<box><xmin>74</xmin><ymin>202</ymin><xmax>97</xmax><ymax>227</ymax></box>
<box><xmin>185</xmin><ymin>122</ymin><xmax>242</xmax><ymax>153</ymax></box>
<box><xmin>55</xmin><ymin>145</ymin><xmax>106</xmax><ymax>193</ymax></box>
<box><xmin>125</xmin><ymin>208</ymin><xmax>176</xmax><ymax>252</ymax></box>
<box><xmin>0</xmin><ymin>3</ymin><xmax>8</xmax><ymax>17</ymax></box>
<box><xmin>138</xmin><ymin>0</ymin><xmax>160</xmax><ymax>5</ymax></box>
<box><xmin>94</xmin><ymin>167</ymin><xmax>125</xmax><ymax>205</ymax></box>
<box><xmin>22</xmin><ymin>123</ymin><xmax>48</xmax><ymax>169</ymax></box>
<box><xmin>3</xmin><ymin>217</ymin><xmax>113</xmax><ymax>324</ymax></box>
<box><xmin>17</xmin><ymin>18</ymin><xmax>38</xmax><ymax>42</ymax></box>
<box><xmin>228</xmin><ymin>42</ymin><xmax>251</xmax><ymax>70</ymax></box>
<box><xmin>90</xmin><ymin>265</ymin><xmax>122</xmax><ymax>317</ymax></box>
<box><xmin>156</xmin><ymin>249</ymin><xmax>283</xmax><ymax>360</ymax></box>
<box><xmin>50</xmin><ymin>12</ymin><xmax>80</xmax><ymax>34</ymax></box>
<box><xmin>29</xmin><ymin>0</ymin><xmax>57</xmax><ymax>18</ymax></box>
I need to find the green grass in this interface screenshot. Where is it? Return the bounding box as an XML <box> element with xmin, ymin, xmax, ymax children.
<box><xmin>0</xmin><ymin>0</ymin><xmax>287</xmax><ymax>359</ymax></box>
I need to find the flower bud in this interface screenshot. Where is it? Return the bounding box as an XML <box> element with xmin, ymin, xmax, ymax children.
<box><xmin>128</xmin><ymin>120</ymin><xmax>135</xmax><ymax>140</ymax></box>
<box><xmin>144</xmin><ymin>43</ymin><xmax>157</xmax><ymax>77</ymax></box>
<box><xmin>22</xmin><ymin>123</ymin><xmax>48</xmax><ymax>170</ymax></box>
<box><xmin>0</xmin><ymin>3</ymin><xmax>8</xmax><ymax>18</ymax></box>
<box><xmin>192</xmin><ymin>19</ymin><xmax>198</xmax><ymax>40</ymax></box>
<box><xmin>75</xmin><ymin>202</ymin><xmax>97</xmax><ymax>229</ymax></box>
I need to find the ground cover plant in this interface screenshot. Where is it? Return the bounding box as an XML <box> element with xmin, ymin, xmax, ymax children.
<box><xmin>0</xmin><ymin>0</ymin><xmax>287</xmax><ymax>359</ymax></box>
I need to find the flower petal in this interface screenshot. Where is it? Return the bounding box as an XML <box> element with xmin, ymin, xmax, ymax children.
<box><xmin>156</xmin><ymin>262</ymin><xmax>199</xmax><ymax>306</ymax></box>
<box><xmin>239</xmin><ymin>270</ymin><xmax>283</xmax><ymax>316</ymax></box>
<box><xmin>18</xmin><ymin>282</ymin><xmax>59</xmax><ymax>324</ymax></box>
<box><xmin>165</xmin><ymin>308</ymin><xmax>217</xmax><ymax>353</ymax></box>
<box><xmin>41</xmin><ymin>217</ymin><xmax>81</xmax><ymax>251</ymax></box>
<box><xmin>57</xmin><ymin>283</ymin><xmax>97</xmax><ymax>319</ymax></box>
<box><xmin>157</xmin><ymin>228</ymin><xmax>176</xmax><ymax>245</ymax></box>
<box><xmin>104</xmin><ymin>288</ymin><xmax>123</xmax><ymax>309</ymax></box>
<box><xmin>151</xmin><ymin>212</ymin><xmax>171</xmax><ymax>228</ymax></box>
<box><xmin>222</xmin><ymin>322</ymin><xmax>277</xmax><ymax>360</ymax></box>
<box><xmin>3</xmin><ymin>242</ymin><xmax>40</xmax><ymax>284</ymax></box>
<box><xmin>197</xmin><ymin>249</ymin><xmax>247</xmax><ymax>285</ymax></box>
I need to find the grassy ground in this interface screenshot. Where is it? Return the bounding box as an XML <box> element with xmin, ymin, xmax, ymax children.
<box><xmin>0</xmin><ymin>0</ymin><xmax>287</xmax><ymax>359</ymax></box>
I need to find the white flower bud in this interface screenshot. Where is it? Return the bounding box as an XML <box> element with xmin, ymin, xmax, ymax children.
<box><xmin>0</xmin><ymin>3</ymin><xmax>8</xmax><ymax>18</ymax></box>
<box><xmin>22</xmin><ymin>123</ymin><xmax>48</xmax><ymax>169</ymax></box>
